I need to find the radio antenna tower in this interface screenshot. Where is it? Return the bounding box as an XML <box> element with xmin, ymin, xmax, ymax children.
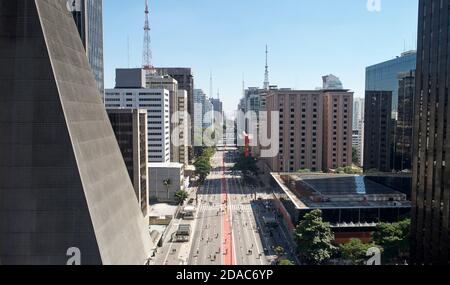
<box><xmin>143</xmin><ymin>0</ymin><xmax>155</xmax><ymax>73</ymax></box>
<box><xmin>263</xmin><ymin>45</ymin><xmax>270</xmax><ymax>90</ymax></box>
<box><xmin>210</xmin><ymin>71</ymin><xmax>213</xmax><ymax>99</ymax></box>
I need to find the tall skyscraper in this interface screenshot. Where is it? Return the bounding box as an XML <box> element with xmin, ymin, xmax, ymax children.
<box><xmin>353</xmin><ymin>98</ymin><xmax>365</xmax><ymax>130</ymax></box>
<box><xmin>210</xmin><ymin>97</ymin><xmax>223</xmax><ymax>115</ymax></box>
<box><xmin>365</xmin><ymin>51</ymin><xmax>416</xmax><ymax>172</ymax></box>
<box><xmin>265</xmin><ymin>87</ymin><xmax>352</xmax><ymax>172</ymax></box>
<box><xmin>177</xmin><ymin>90</ymin><xmax>189</xmax><ymax>166</ymax></box>
<box><xmin>107</xmin><ymin>109</ymin><xmax>149</xmax><ymax>218</ymax></box>
<box><xmin>395</xmin><ymin>71</ymin><xmax>415</xmax><ymax>172</ymax></box>
<box><xmin>0</xmin><ymin>0</ymin><xmax>151</xmax><ymax>265</ymax></box>
<box><xmin>411</xmin><ymin>0</ymin><xmax>450</xmax><ymax>265</ymax></box>
<box><xmin>70</xmin><ymin>0</ymin><xmax>104</xmax><ymax>98</ymax></box>
<box><xmin>156</xmin><ymin>68</ymin><xmax>194</xmax><ymax>161</ymax></box>
<box><xmin>146</xmin><ymin>74</ymin><xmax>181</xmax><ymax>164</ymax></box>
<box><xmin>364</xmin><ymin>91</ymin><xmax>393</xmax><ymax>172</ymax></box>
<box><xmin>194</xmin><ymin>89</ymin><xmax>214</xmax><ymax>130</ymax></box>
<box><xmin>322</xmin><ymin>90</ymin><xmax>354</xmax><ymax>170</ymax></box>
<box><xmin>353</xmin><ymin>98</ymin><xmax>365</xmax><ymax>167</ymax></box>
<box><xmin>105</xmin><ymin>69</ymin><xmax>171</xmax><ymax>164</ymax></box>
<box><xmin>266</xmin><ymin>90</ymin><xmax>324</xmax><ymax>172</ymax></box>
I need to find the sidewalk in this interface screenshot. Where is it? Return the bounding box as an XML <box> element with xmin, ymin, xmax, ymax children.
<box><xmin>175</xmin><ymin>185</ymin><xmax>200</xmax><ymax>264</ymax></box>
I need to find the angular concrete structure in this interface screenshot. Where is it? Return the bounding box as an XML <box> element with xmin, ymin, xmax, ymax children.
<box><xmin>0</xmin><ymin>0</ymin><xmax>152</xmax><ymax>265</ymax></box>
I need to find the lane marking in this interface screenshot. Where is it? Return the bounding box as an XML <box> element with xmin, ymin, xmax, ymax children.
<box><xmin>234</xmin><ymin>175</ymin><xmax>264</xmax><ymax>265</ymax></box>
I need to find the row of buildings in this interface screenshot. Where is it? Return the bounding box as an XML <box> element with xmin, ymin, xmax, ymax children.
<box><xmin>104</xmin><ymin>68</ymin><xmax>190</xmax><ymax>206</ymax></box>
<box><xmin>0</xmin><ymin>0</ymin><xmax>212</xmax><ymax>265</ymax></box>
<box><xmin>0</xmin><ymin>0</ymin><xmax>155</xmax><ymax>265</ymax></box>
<box><xmin>239</xmin><ymin>0</ymin><xmax>449</xmax><ymax>264</ymax></box>
<box><xmin>239</xmin><ymin>73</ymin><xmax>354</xmax><ymax>173</ymax></box>
<box><xmin>246</xmin><ymin>0</ymin><xmax>450</xmax><ymax>264</ymax></box>
<box><xmin>193</xmin><ymin>89</ymin><xmax>223</xmax><ymax>130</ymax></box>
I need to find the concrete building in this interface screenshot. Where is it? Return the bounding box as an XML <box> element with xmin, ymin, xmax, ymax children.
<box><xmin>271</xmin><ymin>173</ymin><xmax>411</xmax><ymax>244</ymax></box>
<box><xmin>194</xmin><ymin>89</ymin><xmax>214</xmax><ymax>130</ymax></box>
<box><xmin>156</xmin><ymin>68</ymin><xmax>194</xmax><ymax>162</ymax></box>
<box><xmin>352</xmin><ymin>124</ymin><xmax>364</xmax><ymax>167</ymax></box>
<box><xmin>265</xmin><ymin>90</ymin><xmax>324</xmax><ymax>172</ymax></box>
<box><xmin>177</xmin><ymin>90</ymin><xmax>189</xmax><ymax>166</ymax></box>
<box><xmin>105</xmin><ymin>69</ymin><xmax>171</xmax><ymax>163</ymax></box>
<box><xmin>115</xmin><ymin>68</ymin><xmax>146</xmax><ymax>89</ymax></box>
<box><xmin>210</xmin><ymin>97</ymin><xmax>223</xmax><ymax>115</ymax></box>
<box><xmin>0</xmin><ymin>0</ymin><xmax>152</xmax><ymax>265</ymax></box>
<box><xmin>353</xmin><ymin>98</ymin><xmax>365</xmax><ymax>130</ymax></box>
<box><xmin>322</xmin><ymin>90</ymin><xmax>354</xmax><ymax>170</ymax></box>
<box><xmin>265</xmin><ymin>87</ymin><xmax>352</xmax><ymax>172</ymax></box>
<box><xmin>194</xmin><ymin>89</ymin><xmax>205</xmax><ymax>137</ymax></box>
<box><xmin>107</xmin><ymin>109</ymin><xmax>149</xmax><ymax>218</ymax></box>
<box><xmin>411</xmin><ymin>0</ymin><xmax>450</xmax><ymax>265</ymax></box>
<box><xmin>145</xmin><ymin>74</ymin><xmax>181</xmax><ymax>164</ymax></box>
<box><xmin>238</xmin><ymin>87</ymin><xmax>274</xmax><ymax>155</ymax></box>
<box><xmin>364</xmin><ymin>91</ymin><xmax>393</xmax><ymax>172</ymax></box>
<box><xmin>149</xmin><ymin>163</ymin><xmax>185</xmax><ymax>203</ymax></box>
<box><xmin>352</xmin><ymin>98</ymin><xmax>365</xmax><ymax>167</ymax></box>
<box><xmin>70</xmin><ymin>0</ymin><xmax>104</xmax><ymax>97</ymax></box>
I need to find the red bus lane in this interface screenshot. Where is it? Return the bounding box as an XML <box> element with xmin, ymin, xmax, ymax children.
<box><xmin>221</xmin><ymin>150</ymin><xmax>234</xmax><ymax>265</ymax></box>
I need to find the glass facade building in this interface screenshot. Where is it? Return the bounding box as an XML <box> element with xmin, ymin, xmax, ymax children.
<box><xmin>71</xmin><ymin>0</ymin><xmax>104</xmax><ymax>98</ymax></box>
<box><xmin>411</xmin><ymin>0</ymin><xmax>450</xmax><ymax>265</ymax></box>
<box><xmin>366</xmin><ymin>51</ymin><xmax>416</xmax><ymax>118</ymax></box>
<box><xmin>365</xmin><ymin>51</ymin><xmax>416</xmax><ymax>172</ymax></box>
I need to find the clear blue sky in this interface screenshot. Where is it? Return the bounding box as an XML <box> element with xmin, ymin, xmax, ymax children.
<box><xmin>104</xmin><ymin>0</ymin><xmax>419</xmax><ymax>111</ymax></box>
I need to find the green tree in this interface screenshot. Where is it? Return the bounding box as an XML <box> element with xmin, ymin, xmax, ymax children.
<box><xmin>372</xmin><ymin>219</ymin><xmax>410</xmax><ymax>264</ymax></box>
<box><xmin>294</xmin><ymin>209</ymin><xmax>336</xmax><ymax>265</ymax></box>
<box><xmin>339</xmin><ymin>239</ymin><xmax>380</xmax><ymax>265</ymax></box>
<box><xmin>174</xmin><ymin>190</ymin><xmax>189</xmax><ymax>205</ymax></box>
<box><xmin>278</xmin><ymin>259</ymin><xmax>295</xmax><ymax>265</ymax></box>
<box><xmin>232</xmin><ymin>152</ymin><xmax>258</xmax><ymax>176</ymax></box>
<box><xmin>336</xmin><ymin>166</ymin><xmax>363</xmax><ymax>175</ymax></box>
<box><xmin>274</xmin><ymin>246</ymin><xmax>285</xmax><ymax>263</ymax></box>
<box><xmin>194</xmin><ymin>158</ymin><xmax>211</xmax><ymax>183</ymax></box>
<box><xmin>275</xmin><ymin>246</ymin><xmax>285</xmax><ymax>256</ymax></box>
<box><xmin>194</xmin><ymin>147</ymin><xmax>216</xmax><ymax>184</ymax></box>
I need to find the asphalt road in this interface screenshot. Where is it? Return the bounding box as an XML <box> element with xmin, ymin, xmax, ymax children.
<box><xmin>154</xmin><ymin>148</ymin><xmax>298</xmax><ymax>265</ymax></box>
<box><xmin>189</xmin><ymin>164</ymin><xmax>224</xmax><ymax>265</ymax></box>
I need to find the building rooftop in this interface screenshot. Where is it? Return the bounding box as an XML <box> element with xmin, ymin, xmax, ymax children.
<box><xmin>300</xmin><ymin>175</ymin><xmax>398</xmax><ymax>196</ymax></box>
<box><xmin>148</xmin><ymin>162</ymin><xmax>183</xmax><ymax>169</ymax></box>
<box><xmin>148</xmin><ymin>203</ymin><xmax>178</xmax><ymax>217</ymax></box>
<box><xmin>272</xmin><ymin>173</ymin><xmax>411</xmax><ymax>210</ymax></box>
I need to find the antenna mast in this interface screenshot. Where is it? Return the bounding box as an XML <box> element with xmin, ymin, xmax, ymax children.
<box><xmin>210</xmin><ymin>71</ymin><xmax>213</xmax><ymax>99</ymax></box>
<box><xmin>264</xmin><ymin>45</ymin><xmax>270</xmax><ymax>90</ymax></box>
<box><xmin>143</xmin><ymin>0</ymin><xmax>155</xmax><ymax>73</ymax></box>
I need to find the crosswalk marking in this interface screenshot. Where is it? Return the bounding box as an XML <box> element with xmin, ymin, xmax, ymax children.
<box><xmin>197</xmin><ymin>203</ymin><xmax>253</xmax><ymax>213</ymax></box>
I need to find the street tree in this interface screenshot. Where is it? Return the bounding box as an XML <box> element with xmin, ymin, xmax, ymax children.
<box><xmin>372</xmin><ymin>219</ymin><xmax>410</xmax><ymax>264</ymax></box>
<box><xmin>339</xmin><ymin>238</ymin><xmax>380</xmax><ymax>265</ymax></box>
<box><xmin>174</xmin><ymin>190</ymin><xmax>189</xmax><ymax>205</ymax></box>
<box><xmin>294</xmin><ymin>209</ymin><xmax>336</xmax><ymax>265</ymax></box>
